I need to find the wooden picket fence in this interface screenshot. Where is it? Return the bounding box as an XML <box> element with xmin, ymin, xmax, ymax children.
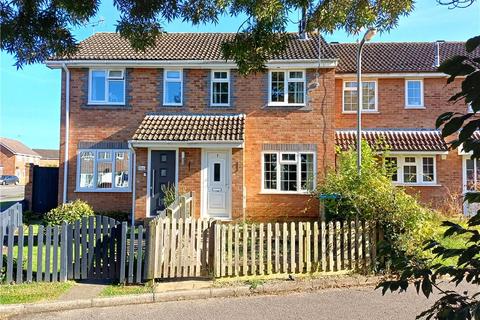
<box><xmin>0</xmin><ymin>216</ymin><xmax>146</xmax><ymax>284</ymax></box>
<box><xmin>145</xmin><ymin>217</ymin><xmax>212</xmax><ymax>279</ymax></box>
<box><xmin>212</xmin><ymin>220</ymin><xmax>377</xmax><ymax>277</ymax></box>
<box><xmin>0</xmin><ymin>202</ymin><xmax>22</xmax><ymax>235</ymax></box>
<box><xmin>145</xmin><ymin>218</ymin><xmax>379</xmax><ymax>280</ymax></box>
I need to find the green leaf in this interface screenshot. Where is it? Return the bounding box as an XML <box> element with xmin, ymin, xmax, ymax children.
<box><xmin>421</xmin><ymin>278</ymin><xmax>432</xmax><ymax>298</ymax></box>
<box><xmin>436</xmin><ymin>112</ymin><xmax>455</xmax><ymax>129</ymax></box>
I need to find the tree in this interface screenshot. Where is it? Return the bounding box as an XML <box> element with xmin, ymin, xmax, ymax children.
<box><xmin>0</xmin><ymin>0</ymin><xmax>414</xmax><ymax>73</ymax></box>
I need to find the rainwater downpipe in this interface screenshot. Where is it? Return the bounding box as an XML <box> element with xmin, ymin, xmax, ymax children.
<box><xmin>61</xmin><ymin>63</ymin><xmax>70</xmax><ymax>204</ymax></box>
<box><xmin>129</xmin><ymin>143</ymin><xmax>136</xmax><ymax>226</ymax></box>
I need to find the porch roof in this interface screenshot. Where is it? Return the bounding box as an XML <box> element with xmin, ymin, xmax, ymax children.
<box><xmin>335</xmin><ymin>129</ymin><xmax>448</xmax><ymax>152</ymax></box>
<box><xmin>132</xmin><ymin>114</ymin><xmax>245</xmax><ymax>142</ymax></box>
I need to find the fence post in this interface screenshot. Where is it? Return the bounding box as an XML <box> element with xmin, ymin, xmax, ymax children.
<box><xmin>119</xmin><ymin>222</ymin><xmax>127</xmax><ymax>283</ymax></box>
<box><xmin>180</xmin><ymin>195</ymin><xmax>186</xmax><ymax>219</ymax></box>
<box><xmin>144</xmin><ymin>220</ymin><xmax>156</xmax><ymax>280</ymax></box>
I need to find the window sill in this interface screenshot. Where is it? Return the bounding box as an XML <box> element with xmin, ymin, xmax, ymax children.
<box><xmin>75</xmin><ymin>189</ymin><xmax>132</xmax><ymax>193</ymax></box>
<box><xmin>393</xmin><ymin>183</ymin><xmax>441</xmax><ymax>187</ymax></box>
<box><xmin>259</xmin><ymin>191</ymin><xmax>311</xmax><ymax>195</ymax></box>
<box><xmin>342</xmin><ymin>111</ymin><xmax>380</xmax><ymax>114</ymax></box>
<box><xmin>83</xmin><ymin>104</ymin><xmax>130</xmax><ymax>110</ymax></box>
<box><xmin>405</xmin><ymin>106</ymin><xmax>426</xmax><ymax>110</ymax></box>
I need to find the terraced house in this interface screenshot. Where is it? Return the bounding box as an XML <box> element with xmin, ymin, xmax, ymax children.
<box><xmin>45</xmin><ymin>32</ymin><xmax>475</xmax><ymax>222</ymax></box>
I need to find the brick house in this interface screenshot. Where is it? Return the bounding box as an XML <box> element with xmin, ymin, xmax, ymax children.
<box><xmin>46</xmin><ymin>32</ymin><xmax>476</xmax><ymax>222</ymax></box>
<box><xmin>0</xmin><ymin>137</ymin><xmax>41</xmax><ymax>184</ymax></box>
<box><xmin>33</xmin><ymin>149</ymin><xmax>60</xmax><ymax>167</ymax></box>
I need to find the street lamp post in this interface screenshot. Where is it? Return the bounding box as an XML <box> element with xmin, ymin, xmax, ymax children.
<box><xmin>356</xmin><ymin>28</ymin><xmax>377</xmax><ymax>175</ymax></box>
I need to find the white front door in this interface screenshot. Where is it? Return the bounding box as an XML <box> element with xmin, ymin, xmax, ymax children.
<box><xmin>463</xmin><ymin>156</ymin><xmax>480</xmax><ymax>216</ymax></box>
<box><xmin>205</xmin><ymin>151</ymin><xmax>231</xmax><ymax>219</ymax></box>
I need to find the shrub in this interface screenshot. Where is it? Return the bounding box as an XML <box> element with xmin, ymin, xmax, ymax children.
<box><xmin>44</xmin><ymin>200</ymin><xmax>94</xmax><ymax>225</ymax></box>
<box><xmin>317</xmin><ymin>142</ymin><xmax>437</xmax><ymax>255</ymax></box>
<box><xmin>161</xmin><ymin>183</ymin><xmax>177</xmax><ymax>208</ymax></box>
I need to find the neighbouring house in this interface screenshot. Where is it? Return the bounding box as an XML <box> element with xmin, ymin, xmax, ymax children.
<box><xmin>0</xmin><ymin>137</ymin><xmax>41</xmax><ymax>184</ymax></box>
<box><xmin>45</xmin><ymin>32</ymin><xmax>479</xmax><ymax>222</ymax></box>
<box><xmin>33</xmin><ymin>149</ymin><xmax>60</xmax><ymax>167</ymax></box>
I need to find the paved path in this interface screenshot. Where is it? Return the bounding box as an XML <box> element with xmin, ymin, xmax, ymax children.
<box><xmin>13</xmin><ymin>286</ymin><xmax>440</xmax><ymax>320</ymax></box>
<box><xmin>0</xmin><ymin>185</ymin><xmax>24</xmax><ymax>202</ymax></box>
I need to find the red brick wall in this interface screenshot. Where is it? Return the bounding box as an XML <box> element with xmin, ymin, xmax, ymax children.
<box><xmin>59</xmin><ymin>67</ymin><xmax>335</xmax><ymax>221</ymax></box>
<box><xmin>335</xmin><ymin>76</ymin><xmax>465</xmax><ymax>211</ymax></box>
<box><xmin>0</xmin><ymin>146</ymin><xmax>15</xmax><ymax>176</ymax></box>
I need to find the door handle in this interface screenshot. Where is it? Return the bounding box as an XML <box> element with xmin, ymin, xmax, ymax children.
<box><xmin>212</xmin><ymin>188</ymin><xmax>222</xmax><ymax>192</ymax></box>
<box><xmin>151</xmin><ymin>169</ymin><xmax>155</xmax><ymax>197</ymax></box>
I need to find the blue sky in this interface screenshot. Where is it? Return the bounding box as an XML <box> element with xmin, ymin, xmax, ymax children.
<box><xmin>0</xmin><ymin>0</ymin><xmax>479</xmax><ymax>149</ymax></box>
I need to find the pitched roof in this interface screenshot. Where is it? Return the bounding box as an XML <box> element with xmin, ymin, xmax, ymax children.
<box><xmin>331</xmin><ymin>41</ymin><xmax>477</xmax><ymax>73</ymax></box>
<box><xmin>132</xmin><ymin>114</ymin><xmax>245</xmax><ymax>142</ymax></box>
<box><xmin>0</xmin><ymin>137</ymin><xmax>40</xmax><ymax>157</ymax></box>
<box><xmin>33</xmin><ymin>149</ymin><xmax>59</xmax><ymax>160</ymax></box>
<box><xmin>335</xmin><ymin>129</ymin><xmax>448</xmax><ymax>152</ymax></box>
<box><xmin>51</xmin><ymin>32</ymin><xmax>335</xmax><ymax>61</ymax></box>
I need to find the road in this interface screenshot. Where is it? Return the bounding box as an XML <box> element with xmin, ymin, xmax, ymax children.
<box><xmin>12</xmin><ymin>286</ymin><xmax>442</xmax><ymax>320</ymax></box>
<box><xmin>0</xmin><ymin>185</ymin><xmax>24</xmax><ymax>203</ymax></box>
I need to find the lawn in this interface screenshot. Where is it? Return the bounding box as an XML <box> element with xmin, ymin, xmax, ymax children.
<box><xmin>100</xmin><ymin>283</ymin><xmax>154</xmax><ymax>297</ymax></box>
<box><xmin>0</xmin><ymin>281</ymin><xmax>74</xmax><ymax>304</ymax></box>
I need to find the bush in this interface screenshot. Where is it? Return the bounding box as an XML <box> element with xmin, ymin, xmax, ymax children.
<box><xmin>44</xmin><ymin>200</ymin><xmax>94</xmax><ymax>225</ymax></box>
<box><xmin>317</xmin><ymin>142</ymin><xmax>437</xmax><ymax>255</ymax></box>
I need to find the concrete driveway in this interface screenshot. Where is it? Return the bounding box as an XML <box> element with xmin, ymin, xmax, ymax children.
<box><xmin>12</xmin><ymin>286</ymin><xmax>441</xmax><ymax>320</ymax></box>
<box><xmin>0</xmin><ymin>185</ymin><xmax>24</xmax><ymax>203</ymax></box>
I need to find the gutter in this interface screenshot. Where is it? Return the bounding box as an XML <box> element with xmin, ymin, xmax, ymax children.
<box><xmin>61</xmin><ymin>64</ymin><xmax>70</xmax><ymax>204</ymax></box>
<box><xmin>128</xmin><ymin>142</ymin><xmax>136</xmax><ymax>226</ymax></box>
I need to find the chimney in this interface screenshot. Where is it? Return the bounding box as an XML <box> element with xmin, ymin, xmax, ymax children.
<box><xmin>298</xmin><ymin>7</ymin><xmax>308</xmax><ymax>40</ymax></box>
<box><xmin>434</xmin><ymin>40</ymin><xmax>445</xmax><ymax>67</ymax></box>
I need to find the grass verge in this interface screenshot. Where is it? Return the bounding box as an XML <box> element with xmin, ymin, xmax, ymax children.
<box><xmin>0</xmin><ymin>281</ymin><xmax>74</xmax><ymax>305</ymax></box>
<box><xmin>100</xmin><ymin>283</ymin><xmax>155</xmax><ymax>297</ymax></box>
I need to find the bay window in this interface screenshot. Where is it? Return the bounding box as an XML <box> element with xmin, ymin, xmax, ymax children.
<box><xmin>77</xmin><ymin>149</ymin><xmax>131</xmax><ymax>192</ymax></box>
<box><xmin>89</xmin><ymin>69</ymin><xmax>125</xmax><ymax>104</ymax></box>
<box><xmin>342</xmin><ymin>80</ymin><xmax>377</xmax><ymax>112</ymax></box>
<box><xmin>269</xmin><ymin>70</ymin><xmax>306</xmax><ymax>106</ymax></box>
<box><xmin>385</xmin><ymin>155</ymin><xmax>436</xmax><ymax>185</ymax></box>
<box><xmin>262</xmin><ymin>151</ymin><xmax>315</xmax><ymax>193</ymax></box>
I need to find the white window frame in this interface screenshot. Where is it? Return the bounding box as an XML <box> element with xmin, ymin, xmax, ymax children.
<box><xmin>268</xmin><ymin>70</ymin><xmax>306</xmax><ymax>107</ymax></box>
<box><xmin>342</xmin><ymin>80</ymin><xmax>378</xmax><ymax>113</ymax></box>
<box><xmin>405</xmin><ymin>79</ymin><xmax>424</xmax><ymax>109</ymax></box>
<box><xmin>385</xmin><ymin>155</ymin><xmax>437</xmax><ymax>185</ymax></box>
<box><xmin>261</xmin><ymin>151</ymin><xmax>316</xmax><ymax>194</ymax></box>
<box><xmin>88</xmin><ymin>69</ymin><xmax>126</xmax><ymax>105</ymax></box>
<box><xmin>163</xmin><ymin>69</ymin><xmax>183</xmax><ymax>106</ymax></box>
<box><xmin>76</xmin><ymin>149</ymin><xmax>132</xmax><ymax>192</ymax></box>
<box><xmin>210</xmin><ymin>70</ymin><xmax>230</xmax><ymax>107</ymax></box>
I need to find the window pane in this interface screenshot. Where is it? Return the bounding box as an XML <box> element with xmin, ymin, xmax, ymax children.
<box><xmin>91</xmin><ymin>71</ymin><xmax>106</xmax><ymax>101</ymax></box>
<box><xmin>213</xmin><ymin>71</ymin><xmax>228</xmax><ymax>79</ymax></box>
<box><xmin>422</xmin><ymin>157</ymin><xmax>434</xmax><ymax>182</ymax></box>
<box><xmin>79</xmin><ymin>151</ymin><xmax>94</xmax><ymax>188</ymax></box>
<box><xmin>97</xmin><ymin>161</ymin><xmax>113</xmax><ymax>189</ymax></box>
<box><xmin>467</xmin><ymin>159</ymin><xmax>476</xmax><ymax>190</ymax></box>
<box><xmin>166</xmin><ymin>71</ymin><xmax>181</xmax><ymax>79</ymax></box>
<box><xmin>281</xmin><ymin>153</ymin><xmax>296</xmax><ymax>162</ymax></box>
<box><xmin>301</xmin><ymin>154</ymin><xmax>314</xmax><ymax>190</ymax></box>
<box><xmin>288</xmin><ymin>81</ymin><xmax>304</xmax><ymax>104</ymax></box>
<box><xmin>214</xmin><ymin>163</ymin><xmax>221</xmax><ymax>182</ymax></box>
<box><xmin>165</xmin><ymin>82</ymin><xmax>182</xmax><ymax>104</ymax></box>
<box><xmin>115</xmin><ymin>152</ymin><xmax>129</xmax><ymax>188</ymax></box>
<box><xmin>108</xmin><ymin>70</ymin><xmax>123</xmax><ymax>78</ymax></box>
<box><xmin>362</xmin><ymin>82</ymin><xmax>376</xmax><ymax>110</ymax></box>
<box><xmin>407</xmin><ymin>81</ymin><xmax>422</xmax><ymax>106</ymax></box>
<box><xmin>212</xmin><ymin>82</ymin><xmax>229</xmax><ymax>104</ymax></box>
<box><xmin>271</xmin><ymin>72</ymin><xmax>285</xmax><ymax>102</ymax></box>
<box><xmin>289</xmin><ymin>71</ymin><xmax>303</xmax><ymax>79</ymax></box>
<box><xmin>281</xmin><ymin>164</ymin><xmax>297</xmax><ymax>191</ymax></box>
<box><xmin>108</xmin><ymin>80</ymin><xmax>125</xmax><ymax>103</ymax></box>
<box><xmin>343</xmin><ymin>81</ymin><xmax>376</xmax><ymax>111</ymax></box>
<box><xmin>403</xmin><ymin>156</ymin><xmax>417</xmax><ymax>183</ymax></box>
<box><xmin>343</xmin><ymin>90</ymin><xmax>357</xmax><ymax>111</ymax></box>
<box><xmin>385</xmin><ymin>157</ymin><xmax>398</xmax><ymax>182</ymax></box>
<box><xmin>97</xmin><ymin>151</ymin><xmax>111</xmax><ymax>160</ymax></box>
<box><xmin>264</xmin><ymin>153</ymin><xmax>277</xmax><ymax>190</ymax></box>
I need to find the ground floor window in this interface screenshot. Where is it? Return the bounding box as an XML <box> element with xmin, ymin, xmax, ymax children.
<box><xmin>77</xmin><ymin>149</ymin><xmax>131</xmax><ymax>191</ymax></box>
<box><xmin>465</xmin><ymin>157</ymin><xmax>480</xmax><ymax>191</ymax></box>
<box><xmin>262</xmin><ymin>151</ymin><xmax>315</xmax><ymax>193</ymax></box>
<box><xmin>385</xmin><ymin>155</ymin><xmax>436</xmax><ymax>185</ymax></box>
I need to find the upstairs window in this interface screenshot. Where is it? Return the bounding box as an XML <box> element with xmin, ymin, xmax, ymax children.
<box><xmin>77</xmin><ymin>149</ymin><xmax>131</xmax><ymax>192</ymax></box>
<box><xmin>262</xmin><ymin>151</ymin><xmax>315</xmax><ymax>193</ymax></box>
<box><xmin>89</xmin><ymin>69</ymin><xmax>125</xmax><ymax>104</ymax></box>
<box><xmin>342</xmin><ymin>81</ymin><xmax>377</xmax><ymax>112</ymax></box>
<box><xmin>211</xmin><ymin>71</ymin><xmax>230</xmax><ymax>106</ymax></box>
<box><xmin>163</xmin><ymin>70</ymin><xmax>183</xmax><ymax>106</ymax></box>
<box><xmin>405</xmin><ymin>79</ymin><xmax>424</xmax><ymax>108</ymax></box>
<box><xmin>269</xmin><ymin>70</ymin><xmax>306</xmax><ymax>106</ymax></box>
<box><xmin>384</xmin><ymin>155</ymin><xmax>436</xmax><ymax>185</ymax></box>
